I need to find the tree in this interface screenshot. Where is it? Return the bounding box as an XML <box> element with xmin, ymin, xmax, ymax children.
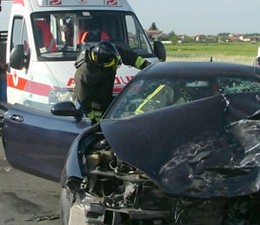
<box><xmin>149</xmin><ymin>22</ymin><xmax>158</xmax><ymax>31</ymax></box>
<box><xmin>169</xmin><ymin>31</ymin><xmax>178</xmax><ymax>44</ymax></box>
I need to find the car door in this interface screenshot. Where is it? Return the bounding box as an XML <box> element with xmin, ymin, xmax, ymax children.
<box><xmin>2</xmin><ymin>103</ymin><xmax>90</xmax><ymax>182</ymax></box>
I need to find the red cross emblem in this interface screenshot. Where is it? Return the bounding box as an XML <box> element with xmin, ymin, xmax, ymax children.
<box><xmin>50</xmin><ymin>0</ymin><xmax>62</xmax><ymax>5</ymax></box>
<box><xmin>106</xmin><ymin>0</ymin><xmax>118</xmax><ymax>6</ymax></box>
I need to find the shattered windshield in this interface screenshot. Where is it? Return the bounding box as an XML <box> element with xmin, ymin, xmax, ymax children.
<box><xmin>31</xmin><ymin>10</ymin><xmax>153</xmax><ymax>61</ymax></box>
<box><xmin>105</xmin><ymin>75</ymin><xmax>260</xmax><ymax>119</ymax></box>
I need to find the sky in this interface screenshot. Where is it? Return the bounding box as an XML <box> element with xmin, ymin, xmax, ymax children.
<box><xmin>1</xmin><ymin>0</ymin><xmax>260</xmax><ymax>36</ymax></box>
<box><xmin>129</xmin><ymin>0</ymin><xmax>260</xmax><ymax>35</ymax></box>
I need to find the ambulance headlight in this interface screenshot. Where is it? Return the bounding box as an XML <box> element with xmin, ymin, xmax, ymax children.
<box><xmin>49</xmin><ymin>89</ymin><xmax>74</xmax><ymax>105</ymax></box>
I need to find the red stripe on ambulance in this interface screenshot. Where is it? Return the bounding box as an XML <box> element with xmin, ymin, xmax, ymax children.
<box><xmin>7</xmin><ymin>73</ymin><xmax>54</xmax><ymax>96</ymax></box>
<box><xmin>13</xmin><ymin>0</ymin><xmax>24</xmax><ymax>6</ymax></box>
<box><xmin>114</xmin><ymin>75</ymin><xmax>134</xmax><ymax>85</ymax></box>
<box><xmin>7</xmin><ymin>73</ymin><xmax>133</xmax><ymax>97</ymax></box>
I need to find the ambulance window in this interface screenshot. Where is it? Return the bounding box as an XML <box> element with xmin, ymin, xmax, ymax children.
<box><xmin>125</xmin><ymin>15</ymin><xmax>152</xmax><ymax>55</ymax></box>
<box><xmin>78</xmin><ymin>12</ymin><xmax>125</xmax><ymax>46</ymax></box>
<box><xmin>99</xmin><ymin>13</ymin><xmax>124</xmax><ymax>42</ymax></box>
<box><xmin>32</xmin><ymin>15</ymin><xmax>59</xmax><ymax>54</ymax></box>
<box><xmin>11</xmin><ymin>17</ymin><xmax>29</xmax><ymax>52</ymax></box>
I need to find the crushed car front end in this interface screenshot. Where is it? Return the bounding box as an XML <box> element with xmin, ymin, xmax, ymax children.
<box><xmin>61</xmin><ymin>62</ymin><xmax>260</xmax><ymax>225</ymax></box>
<box><xmin>61</xmin><ymin>123</ymin><xmax>175</xmax><ymax>225</ymax></box>
<box><xmin>62</xmin><ymin>111</ymin><xmax>260</xmax><ymax>225</ymax></box>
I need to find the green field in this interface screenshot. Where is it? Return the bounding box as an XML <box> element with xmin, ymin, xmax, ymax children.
<box><xmin>165</xmin><ymin>42</ymin><xmax>260</xmax><ymax>65</ymax></box>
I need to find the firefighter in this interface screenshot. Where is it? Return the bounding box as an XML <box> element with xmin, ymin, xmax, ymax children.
<box><xmin>73</xmin><ymin>40</ymin><xmax>151</xmax><ymax>125</ymax></box>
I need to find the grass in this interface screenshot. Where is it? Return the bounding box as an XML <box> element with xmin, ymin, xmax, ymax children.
<box><xmin>165</xmin><ymin>42</ymin><xmax>260</xmax><ymax>65</ymax></box>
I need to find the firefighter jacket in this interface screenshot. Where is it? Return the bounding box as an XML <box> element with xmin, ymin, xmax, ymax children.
<box><xmin>73</xmin><ymin>46</ymin><xmax>151</xmax><ymax>121</ymax></box>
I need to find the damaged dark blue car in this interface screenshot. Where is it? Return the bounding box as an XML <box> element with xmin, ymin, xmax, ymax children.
<box><xmin>3</xmin><ymin>61</ymin><xmax>260</xmax><ymax>225</ymax></box>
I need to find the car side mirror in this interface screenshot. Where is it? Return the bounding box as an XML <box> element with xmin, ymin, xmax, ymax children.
<box><xmin>154</xmin><ymin>41</ymin><xmax>166</xmax><ymax>62</ymax></box>
<box><xmin>9</xmin><ymin>44</ymin><xmax>30</xmax><ymax>70</ymax></box>
<box><xmin>51</xmin><ymin>101</ymin><xmax>87</xmax><ymax>122</ymax></box>
<box><xmin>51</xmin><ymin>101</ymin><xmax>78</xmax><ymax>117</ymax></box>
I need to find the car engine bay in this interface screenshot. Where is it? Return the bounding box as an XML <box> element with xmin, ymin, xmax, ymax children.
<box><xmin>66</xmin><ymin>120</ymin><xmax>260</xmax><ymax>225</ymax></box>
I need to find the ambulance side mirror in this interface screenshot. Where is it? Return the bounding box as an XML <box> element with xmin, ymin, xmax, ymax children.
<box><xmin>154</xmin><ymin>41</ymin><xmax>166</xmax><ymax>62</ymax></box>
<box><xmin>9</xmin><ymin>44</ymin><xmax>30</xmax><ymax>70</ymax></box>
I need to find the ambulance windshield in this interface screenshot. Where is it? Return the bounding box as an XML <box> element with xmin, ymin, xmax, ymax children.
<box><xmin>31</xmin><ymin>11</ymin><xmax>153</xmax><ymax>61</ymax></box>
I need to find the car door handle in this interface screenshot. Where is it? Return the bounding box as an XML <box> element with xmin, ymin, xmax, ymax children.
<box><xmin>10</xmin><ymin>114</ymin><xmax>24</xmax><ymax>123</ymax></box>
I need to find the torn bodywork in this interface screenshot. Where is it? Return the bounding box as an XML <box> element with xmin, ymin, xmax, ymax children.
<box><xmin>65</xmin><ymin>94</ymin><xmax>260</xmax><ymax>225</ymax></box>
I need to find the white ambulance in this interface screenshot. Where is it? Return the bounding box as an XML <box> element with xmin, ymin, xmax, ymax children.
<box><xmin>1</xmin><ymin>0</ymin><xmax>166</xmax><ymax>213</ymax></box>
<box><xmin>5</xmin><ymin>0</ymin><xmax>166</xmax><ymax>112</ymax></box>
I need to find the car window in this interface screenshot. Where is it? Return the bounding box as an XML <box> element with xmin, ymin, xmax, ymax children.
<box><xmin>105</xmin><ymin>75</ymin><xmax>260</xmax><ymax>119</ymax></box>
<box><xmin>105</xmin><ymin>77</ymin><xmax>216</xmax><ymax>119</ymax></box>
<box><xmin>131</xmin><ymin>81</ymin><xmax>175</xmax><ymax>115</ymax></box>
<box><xmin>218</xmin><ymin>77</ymin><xmax>260</xmax><ymax>94</ymax></box>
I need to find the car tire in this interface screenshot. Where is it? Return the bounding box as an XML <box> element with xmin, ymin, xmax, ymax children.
<box><xmin>60</xmin><ymin>188</ymin><xmax>74</xmax><ymax>225</ymax></box>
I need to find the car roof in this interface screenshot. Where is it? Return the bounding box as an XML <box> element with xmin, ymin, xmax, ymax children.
<box><xmin>139</xmin><ymin>61</ymin><xmax>260</xmax><ymax>79</ymax></box>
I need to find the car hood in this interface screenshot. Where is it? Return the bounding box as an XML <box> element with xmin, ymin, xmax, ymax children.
<box><xmin>101</xmin><ymin>95</ymin><xmax>260</xmax><ymax>198</ymax></box>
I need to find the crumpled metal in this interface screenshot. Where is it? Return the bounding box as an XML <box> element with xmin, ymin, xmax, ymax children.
<box><xmin>101</xmin><ymin>93</ymin><xmax>260</xmax><ymax>198</ymax></box>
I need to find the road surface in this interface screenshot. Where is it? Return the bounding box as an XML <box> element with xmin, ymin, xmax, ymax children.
<box><xmin>0</xmin><ymin>139</ymin><xmax>61</xmax><ymax>225</ymax></box>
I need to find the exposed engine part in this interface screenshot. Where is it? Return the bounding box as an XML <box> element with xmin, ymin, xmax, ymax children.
<box><xmin>69</xmin><ymin>131</ymin><xmax>260</xmax><ymax>225</ymax></box>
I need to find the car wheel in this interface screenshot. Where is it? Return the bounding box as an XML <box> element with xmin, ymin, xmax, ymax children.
<box><xmin>60</xmin><ymin>188</ymin><xmax>74</xmax><ymax>225</ymax></box>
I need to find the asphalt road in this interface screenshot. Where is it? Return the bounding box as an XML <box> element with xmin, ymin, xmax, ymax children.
<box><xmin>0</xmin><ymin>139</ymin><xmax>61</xmax><ymax>225</ymax></box>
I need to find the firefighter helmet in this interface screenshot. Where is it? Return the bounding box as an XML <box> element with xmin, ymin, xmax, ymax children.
<box><xmin>89</xmin><ymin>41</ymin><xmax>122</xmax><ymax>68</ymax></box>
